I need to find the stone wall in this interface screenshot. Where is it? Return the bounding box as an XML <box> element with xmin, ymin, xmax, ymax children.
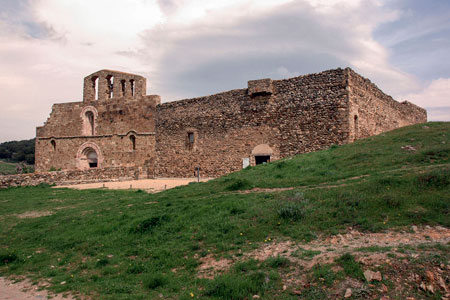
<box><xmin>35</xmin><ymin>69</ymin><xmax>160</xmax><ymax>175</ymax></box>
<box><xmin>346</xmin><ymin>69</ymin><xmax>427</xmax><ymax>140</ymax></box>
<box><xmin>155</xmin><ymin>69</ymin><xmax>350</xmax><ymax>177</ymax></box>
<box><xmin>28</xmin><ymin>67</ymin><xmax>427</xmax><ymax>187</ymax></box>
<box><xmin>0</xmin><ymin>167</ymin><xmax>140</xmax><ymax>189</ymax></box>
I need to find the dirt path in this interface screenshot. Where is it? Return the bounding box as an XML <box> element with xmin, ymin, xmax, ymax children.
<box><xmin>0</xmin><ymin>277</ymin><xmax>76</xmax><ymax>300</ymax></box>
<box><xmin>54</xmin><ymin>178</ymin><xmax>211</xmax><ymax>192</ymax></box>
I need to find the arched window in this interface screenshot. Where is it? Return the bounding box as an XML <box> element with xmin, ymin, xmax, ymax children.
<box><xmin>91</xmin><ymin>76</ymin><xmax>99</xmax><ymax>100</ymax></box>
<box><xmin>85</xmin><ymin>111</ymin><xmax>95</xmax><ymax>135</ymax></box>
<box><xmin>50</xmin><ymin>140</ymin><xmax>56</xmax><ymax>151</ymax></box>
<box><xmin>120</xmin><ymin>80</ymin><xmax>126</xmax><ymax>97</ymax></box>
<box><xmin>130</xmin><ymin>135</ymin><xmax>136</xmax><ymax>151</ymax></box>
<box><xmin>106</xmin><ymin>75</ymin><xmax>114</xmax><ymax>99</ymax></box>
<box><xmin>130</xmin><ymin>79</ymin><xmax>135</xmax><ymax>97</ymax></box>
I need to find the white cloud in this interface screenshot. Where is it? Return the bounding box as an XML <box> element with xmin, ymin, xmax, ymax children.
<box><xmin>401</xmin><ymin>78</ymin><xmax>450</xmax><ymax>114</ymax></box>
<box><xmin>0</xmin><ymin>0</ymin><xmax>446</xmax><ymax>142</ymax></box>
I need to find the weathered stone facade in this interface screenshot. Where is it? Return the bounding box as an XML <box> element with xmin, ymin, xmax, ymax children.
<box><xmin>31</xmin><ymin>67</ymin><xmax>426</xmax><ymax>182</ymax></box>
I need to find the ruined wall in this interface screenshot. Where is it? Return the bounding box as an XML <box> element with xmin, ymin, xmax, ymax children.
<box><xmin>155</xmin><ymin>69</ymin><xmax>350</xmax><ymax>177</ymax></box>
<box><xmin>347</xmin><ymin>69</ymin><xmax>427</xmax><ymax>140</ymax></box>
<box><xmin>0</xmin><ymin>167</ymin><xmax>140</xmax><ymax>189</ymax></box>
<box><xmin>35</xmin><ymin>70</ymin><xmax>160</xmax><ymax>176</ymax></box>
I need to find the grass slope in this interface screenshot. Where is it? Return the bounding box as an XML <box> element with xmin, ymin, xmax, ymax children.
<box><xmin>0</xmin><ymin>122</ymin><xmax>449</xmax><ymax>300</ymax></box>
<box><xmin>0</xmin><ymin>160</ymin><xmax>17</xmax><ymax>175</ymax></box>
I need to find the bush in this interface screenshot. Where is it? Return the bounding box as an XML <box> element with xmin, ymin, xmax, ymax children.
<box><xmin>264</xmin><ymin>256</ymin><xmax>290</xmax><ymax>268</ymax></box>
<box><xmin>145</xmin><ymin>273</ymin><xmax>167</xmax><ymax>289</ymax></box>
<box><xmin>130</xmin><ymin>215</ymin><xmax>168</xmax><ymax>233</ymax></box>
<box><xmin>0</xmin><ymin>252</ymin><xmax>18</xmax><ymax>265</ymax></box>
<box><xmin>416</xmin><ymin>169</ymin><xmax>450</xmax><ymax>189</ymax></box>
<box><xmin>204</xmin><ymin>272</ymin><xmax>267</xmax><ymax>300</ymax></box>
<box><xmin>277</xmin><ymin>202</ymin><xmax>304</xmax><ymax>221</ymax></box>
<box><xmin>336</xmin><ymin>253</ymin><xmax>364</xmax><ymax>280</ymax></box>
<box><xmin>226</xmin><ymin>179</ymin><xmax>252</xmax><ymax>191</ymax></box>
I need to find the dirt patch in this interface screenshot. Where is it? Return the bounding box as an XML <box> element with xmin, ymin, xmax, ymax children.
<box><xmin>16</xmin><ymin>211</ymin><xmax>53</xmax><ymax>219</ymax></box>
<box><xmin>54</xmin><ymin>178</ymin><xmax>211</xmax><ymax>192</ymax></box>
<box><xmin>197</xmin><ymin>226</ymin><xmax>450</xmax><ymax>279</ymax></box>
<box><xmin>0</xmin><ymin>277</ymin><xmax>79</xmax><ymax>300</ymax></box>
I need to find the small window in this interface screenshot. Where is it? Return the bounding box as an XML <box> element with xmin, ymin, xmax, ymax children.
<box><xmin>130</xmin><ymin>79</ymin><xmax>135</xmax><ymax>97</ymax></box>
<box><xmin>92</xmin><ymin>76</ymin><xmax>99</xmax><ymax>100</ymax></box>
<box><xmin>106</xmin><ymin>75</ymin><xmax>114</xmax><ymax>99</ymax></box>
<box><xmin>50</xmin><ymin>140</ymin><xmax>56</xmax><ymax>151</ymax></box>
<box><xmin>187</xmin><ymin>132</ymin><xmax>194</xmax><ymax>150</ymax></box>
<box><xmin>120</xmin><ymin>80</ymin><xmax>126</xmax><ymax>97</ymax></box>
<box><xmin>130</xmin><ymin>135</ymin><xmax>136</xmax><ymax>151</ymax></box>
<box><xmin>354</xmin><ymin>115</ymin><xmax>359</xmax><ymax>140</ymax></box>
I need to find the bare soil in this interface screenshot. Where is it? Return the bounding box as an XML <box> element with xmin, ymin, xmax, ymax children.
<box><xmin>54</xmin><ymin>178</ymin><xmax>211</xmax><ymax>192</ymax></box>
<box><xmin>0</xmin><ymin>277</ymin><xmax>76</xmax><ymax>300</ymax></box>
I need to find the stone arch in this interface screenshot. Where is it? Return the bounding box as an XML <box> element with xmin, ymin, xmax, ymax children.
<box><xmin>80</xmin><ymin>106</ymin><xmax>98</xmax><ymax>136</ymax></box>
<box><xmin>76</xmin><ymin>142</ymin><xmax>103</xmax><ymax>170</ymax></box>
<box><xmin>251</xmin><ymin>144</ymin><xmax>273</xmax><ymax>165</ymax></box>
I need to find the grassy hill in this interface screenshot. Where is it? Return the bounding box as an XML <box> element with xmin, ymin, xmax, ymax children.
<box><xmin>0</xmin><ymin>122</ymin><xmax>449</xmax><ymax>300</ymax></box>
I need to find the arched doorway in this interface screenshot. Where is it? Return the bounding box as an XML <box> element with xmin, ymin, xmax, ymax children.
<box><xmin>76</xmin><ymin>142</ymin><xmax>103</xmax><ymax>170</ymax></box>
<box><xmin>251</xmin><ymin>144</ymin><xmax>273</xmax><ymax>165</ymax></box>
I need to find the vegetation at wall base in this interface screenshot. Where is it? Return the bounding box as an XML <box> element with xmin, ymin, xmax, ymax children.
<box><xmin>0</xmin><ymin>122</ymin><xmax>449</xmax><ymax>299</ymax></box>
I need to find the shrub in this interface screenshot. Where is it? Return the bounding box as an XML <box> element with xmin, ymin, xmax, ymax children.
<box><xmin>312</xmin><ymin>264</ymin><xmax>337</xmax><ymax>287</ymax></box>
<box><xmin>130</xmin><ymin>215</ymin><xmax>168</xmax><ymax>233</ymax></box>
<box><xmin>204</xmin><ymin>272</ymin><xmax>267</xmax><ymax>300</ymax></box>
<box><xmin>145</xmin><ymin>273</ymin><xmax>167</xmax><ymax>290</ymax></box>
<box><xmin>264</xmin><ymin>256</ymin><xmax>290</xmax><ymax>268</ymax></box>
<box><xmin>336</xmin><ymin>253</ymin><xmax>364</xmax><ymax>280</ymax></box>
<box><xmin>226</xmin><ymin>179</ymin><xmax>252</xmax><ymax>191</ymax></box>
<box><xmin>277</xmin><ymin>202</ymin><xmax>304</xmax><ymax>221</ymax></box>
<box><xmin>0</xmin><ymin>252</ymin><xmax>18</xmax><ymax>265</ymax></box>
<box><xmin>416</xmin><ymin>169</ymin><xmax>450</xmax><ymax>189</ymax></box>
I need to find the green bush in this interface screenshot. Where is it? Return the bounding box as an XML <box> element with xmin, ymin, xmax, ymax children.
<box><xmin>277</xmin><ymin>202</ymin><xmax>304</xmax><ymax>221</ymax></box>
<box><xmin>144</xmin><ymin>273</ymin><xmax>167</xmax><ymax>290</ymax></box>
<box><xmin>205</xmin><ymin>272</ymin><xmax>267</xmax><ymax>300</ymax></box>
<box><xmin>0</xmin><ymin>252</ymin><xmax>18</xmax><ymax>265</ymax></box>
<box><xmin>336</xmin><ymin>253</ymin><xmax>364</xmax><ymax>280</ymax></box>
<box><xmin>264</xmin><ymin>256</ymin><xmax>290</xmax><ymax>268</ymax></box>
<box><xmin>226</xmin><ymin>179</ymin><xmax>252</xmax><ymax>191</ymax></box>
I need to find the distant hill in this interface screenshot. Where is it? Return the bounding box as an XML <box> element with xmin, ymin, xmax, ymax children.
<box><xmin>0</xmin><ymin>138</ymin><xmax>35</xmax><ymax>165</ymax></box>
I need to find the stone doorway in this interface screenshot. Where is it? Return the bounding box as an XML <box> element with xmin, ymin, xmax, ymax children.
<box><xmin>76</xmin><ymin>142</ymin><xmax>103</xmax><ymax>170</ymax></box>
<box><xmin>255</xmin><ymin>155</ymin><xmax>270</xmax><ymax>165</ymax></box>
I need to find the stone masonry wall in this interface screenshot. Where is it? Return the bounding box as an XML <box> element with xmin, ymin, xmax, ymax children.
<box><xmin>35</xmin><ymin>69</ymin><xmax>160</xmax><ymax>176</ymax></box>
<box><xmin>346</xmin><ymin>69</ymin><xmax>427</xmax><ymax>140</ymax></box>
<box><xmin>155</xmin><ymin>69</ymin><xmax>350</xmax><ymax>178</ymax></box>
<box><xmin>0</xmin><ymin>167</ymin><xmax>140</xmax><ymax>189</ymax></box>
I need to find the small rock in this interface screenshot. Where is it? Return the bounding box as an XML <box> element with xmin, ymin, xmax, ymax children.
<box><xmin>380</xmin><ymin>297</ymin><xmax>390</xmax><ymax>300</ymax></box>
<box><xmin>419</xmin><ymin>282</ymin><xmax>427</xmax><ymax>291</ymax></box>
<box><xmin>425</xmin><ymin>270</ymin><xmax>435</xmax><ymax>283</ymax></box>
<box><xmin>427</xmin><ymin>284</ymin><xmax>435</xmax><ymax>293</ymax></box>
<box><xmin>252</xmin><ymin>295</ymin><xmax>260</xmax><ymax>299</ymax></box>
<box><xmin>344</xmin><ymin>288</ymin><xmax>352</xmax><ymax>298</ymax></box>
<box><xmin>60</xmin><ymin>281</ymin><xmax>66</xmax><ymax>285</ymax></box>
<box><xmin>411</xmin><ymin>225</ymin><xmax>418</xmax><ymax>232</ymax></box>
<box><xmin>382</xmin><ymin>284</ymin><xmax>388</xmax><ymax>292</ymax></box>
<box><xmin>364</xmin><ymin>270</ymin><xmax>382</xmax><ymax>282</ymax></box>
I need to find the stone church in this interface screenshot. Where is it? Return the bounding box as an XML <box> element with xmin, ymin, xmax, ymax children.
<box><xmin>35</xmin><ymin>68</ymin><xmax>426</xmax><ymax>178</ymax></box>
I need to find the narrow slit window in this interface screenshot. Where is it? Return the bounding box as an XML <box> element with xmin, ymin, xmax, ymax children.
<box><xmin>187</xmin><ymin>132</ymin><xmax>194</xmax><ymax>150</ymax></box>
<box><xmin>92</xmin><ymin>76</ymin><xmax>99</xmax><ymax>100</ymax></box>
<box><xmin>354</xmin><ymin>115</ymin><xmax>359</xmax><ymax>140</ymax></box>
<box><xmin>130</xmin><ymin>135</ymin><xmax>136</xmax><ymax>151</ymax></box>
<box><xmin>130</xmin><ymin>79</ymin><xmax>135</xmax><ymax>97</ymax></box>
<box><xmin>120</xmin><ymin>80</ymin><xmax>126</xmax><ymax>97</ymax></box>
<box><xmin>106</xmin><ymin>75</ymin><xmax>114</xmax><ymax>99</ymax></box>
<box><xmin>51</xmin><ymin>140</ymin><xmax>56</xmax><ymax>151</ymax></box>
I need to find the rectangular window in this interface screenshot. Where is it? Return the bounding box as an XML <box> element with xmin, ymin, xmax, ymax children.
<box><xmin>187</xmin><ymin>132</ymin><xmax>194</xmax><ymax>150</ymax></box>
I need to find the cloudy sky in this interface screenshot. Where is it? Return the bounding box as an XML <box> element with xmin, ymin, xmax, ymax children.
<box><xmin>0</xmin><ymin>0</ymin><xmax>449</xmax><ymax>142</ymax></box>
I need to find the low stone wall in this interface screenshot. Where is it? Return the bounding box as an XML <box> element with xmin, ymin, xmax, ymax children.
<box><xmin>0</xmin><ymin>167</ymin><xmax>140</xmax><ymax>189</ymax></box>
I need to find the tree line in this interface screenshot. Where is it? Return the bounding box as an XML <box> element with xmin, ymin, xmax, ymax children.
<box><xmin>0</xmin><ymin>139</ymin><xmax>35</xmax><ymax>165</ymax></box>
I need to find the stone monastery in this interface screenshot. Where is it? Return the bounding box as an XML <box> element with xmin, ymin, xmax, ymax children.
<box><xmin>35</xmin><ymin>68</ymin><xmax>427</xmax><ymax>179</ymax></box>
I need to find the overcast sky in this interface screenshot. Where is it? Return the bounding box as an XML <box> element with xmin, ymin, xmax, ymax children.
<box><xmin>0</xmin><ymin>0</ymin><xmax>449</xmax><ymax>142</ymax></box>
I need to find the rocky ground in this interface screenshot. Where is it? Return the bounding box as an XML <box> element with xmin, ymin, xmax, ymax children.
<box><xmin>2</xmin><ymin>226</ymin><xmax>448</xmax><ymax>300</ymax></box>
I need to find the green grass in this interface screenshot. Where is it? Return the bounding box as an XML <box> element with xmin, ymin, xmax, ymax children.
<box><xmin>0</xmin><ymin>160</ymin><xmax>18</xmax><ymax>175</ymax></box>
<box><xmin>0</xmin><ymin>122</ymin><xmax>449</xmax><ymax>299</ymax></box>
